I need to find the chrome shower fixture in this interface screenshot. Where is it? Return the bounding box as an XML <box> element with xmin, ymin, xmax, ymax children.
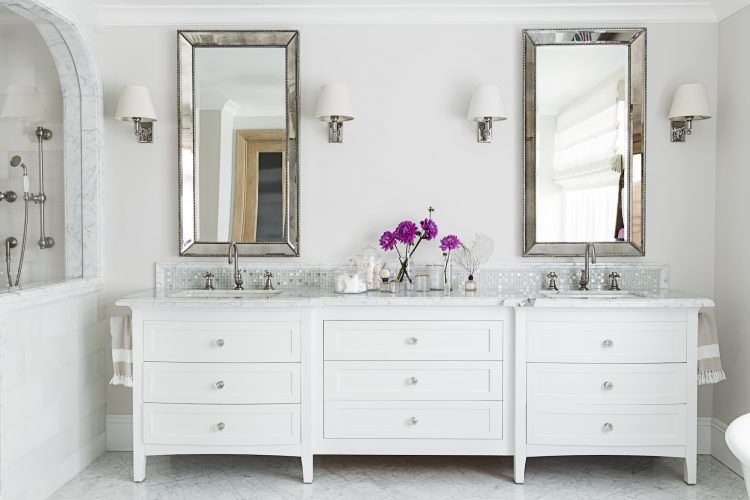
<box><xmin>17</xmin><ymin>128</ymin><xmax>55</xmax><ymax>249</ymax></box>
<box><xmin>9</xmin><ymin>154</ymin><xmax>26</xmax><ymax>173</ymax></box>
<box><xmin>5</xmin><ymin>236</ymin><xmax>17</xmax><ymax>287</ymax></box>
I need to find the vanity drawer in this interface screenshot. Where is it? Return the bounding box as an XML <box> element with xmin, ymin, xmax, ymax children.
<box><xmin>527</xmin><ymin>321</ymin><xmax>686</xmax><ymax>363</ymax></box>
<box><xmin>143</xmin><ymin>362</ymin><xmax>300</xmax><ymax>404</ymax></box>
<box><xmin>324</xmin><ymin>321</ymin><xmax>502</xmax><ymax>361</ymax></box>
<box><xmin>527</xmin><ymin>363</ymin><xmax>686</xmax><ymax>405</ymax></box>
<box><xmin>324</xmin><ymin>401</ymin><xmax>502</xmax><ymax>439</ymax></box>
<box><xmin>527</xmin><ymin>403</ymin><xmax>686</xmax><ymax>446</ymax></box>
<box><xmin>143</xmin><ymin>320</ymin><xmax>300</xmax><ymax>362</ymax></box>
<box><xmin>143</xmin><ymin>403</ymin><xmax>300</xmax><ymax>446</ymax></box>
<box><xmin>324</xmin><ymin>361</ymin><xmax>502</xmax><ymax>401</ymax></box>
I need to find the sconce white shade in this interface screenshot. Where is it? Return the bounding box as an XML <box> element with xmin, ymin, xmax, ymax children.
<box><xmin>668</xmin><ymin>83</ymin><xmax>711</xmax><ymax>120</ymax></box>
<box><xmin>467</xmin><ymin>85</ymin><xmax>507</xmax><ymax>121</ymax></box>
<box><xmin>116</xmin><ymin>85</ymin><xmax>157</xmax><ymax>122</ymax></box>
<box><xmin>0</xmin><ymin>85</ymin><xmax>45</xmax><ymax>122</ymax></box>
<box><xmin>315</xmin><ymin>84</ymin><xmax>354</xmax><ymax>121</ymax></box>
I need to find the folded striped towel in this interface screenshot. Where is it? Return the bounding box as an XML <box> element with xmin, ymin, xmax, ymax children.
<box><xmin>109</xmin><ymin>315</ymin><xmax>133</xmax><ymax>387</ymax></box>
<box><xmin>698</xmin><ymin>312</ymin><xmax>726</xmax><ymax>385</ymax></box>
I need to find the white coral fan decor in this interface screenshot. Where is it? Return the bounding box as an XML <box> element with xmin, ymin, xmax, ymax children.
<box><xmin>456</xmin><ymin>233</ymin><xmax>495</xmax><ymax>280</ymax></box>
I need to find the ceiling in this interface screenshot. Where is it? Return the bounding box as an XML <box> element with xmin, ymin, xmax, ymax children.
<box><xmin>87</xmin><ymin>0</ymin><xmax>750</xmax><ymax>25</ymax></box>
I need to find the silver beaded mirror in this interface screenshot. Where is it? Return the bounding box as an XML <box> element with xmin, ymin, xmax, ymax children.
<box><xmin>178</xmin><ymin>30</ymin><xmax>300</xmax><ymax>257</ymax></box>
<box><xmin>523</xmin><ymin>28</ymin><xmax>646</xmax><ymax>257</ymax></box>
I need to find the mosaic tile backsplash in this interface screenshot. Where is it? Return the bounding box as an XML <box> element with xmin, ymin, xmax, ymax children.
<box><xmin>156</xmin><ymin>260</ymin><xmax>668</xmax><ymax>295</ymax></box>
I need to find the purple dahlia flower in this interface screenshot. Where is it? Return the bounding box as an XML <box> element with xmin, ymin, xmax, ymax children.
<box><xmin>420</xmin><ymin>218</ymin><xmax>438</xmax><ymax>241</ymax></box>
<box><xmin>393</xmin><ymin>220</ymin><xmax>418</xmax><ymax>245</ymax></box>
<box><xmin>379</xmin><ymin>231</ymin><xmax>397</xmax><ymax>251</ymax></box>
<box><xmin>439</xmin><ymin>234</ymin><xmax>461</xmax><ymax>252</ymax></box>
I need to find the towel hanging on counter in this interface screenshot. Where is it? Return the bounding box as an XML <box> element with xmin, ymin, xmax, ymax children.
<box><xmin>698</xmin><ymin>312</ymin><xmax>726</xmax><ymax>385</ymax></box>
<box><xmin>109</xmin><ymin>315</ymin><xmax>133</xmax><ymax>387</ymax></box>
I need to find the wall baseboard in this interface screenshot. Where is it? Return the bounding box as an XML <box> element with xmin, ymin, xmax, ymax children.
<box><xmin>105</xmin><ymin>414</ymin><xmax>742</xmax><ymax>478</ymax></box>
<box><xmin>710</xmin><ymin>417</ymin><xmax>744</xmax><ymax>477</ymax></box>
<box><xmin>698</xmin><ymin>417</ymin><xmax>712</xmax><ymax>454</ymax></box>
<box><xmin>106</xmin><ymin>414</ymin><xmax>133</xmax><ymax>452</ymax></box>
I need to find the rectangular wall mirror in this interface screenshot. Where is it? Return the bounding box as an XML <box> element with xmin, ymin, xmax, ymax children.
<box><xmin>523</xmin><ymin>28</ymin><xmax>646</xmax><ymax>257</ymax></box>
<box><xmin>178</xmin><ymin>30</ymin><xmax>300</xmax><ymax>256</ymax></box>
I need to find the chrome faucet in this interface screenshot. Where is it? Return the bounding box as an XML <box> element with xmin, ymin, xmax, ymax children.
<box><xmin>579</xmin><ymin>242</ymin><xmax>597</xmax><ymax>291</ymax></box>
<box><xmin>227</xmin><ymin>242</ymin><xmax>243</xmax><ymax>290</ymax></box>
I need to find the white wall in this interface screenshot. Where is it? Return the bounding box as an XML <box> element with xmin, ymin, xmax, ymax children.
<box><xmin>0</xmin><ymin>9</ymin><xmax>66</xmax><ymax>285</ymax></box>
<box><xmin>0</xmin><ymin>291</ymin><xmax>106</xmax><ymax>499</ymax></box>
<box><xmin>93</xmin><ymin>23</ymin><xmax>718</xmax><ymax>416</ymax></box>
<box><xmin>714</xmin><ymin>5</ymin><xmax>750</xmax><ymax>426</ymax></box>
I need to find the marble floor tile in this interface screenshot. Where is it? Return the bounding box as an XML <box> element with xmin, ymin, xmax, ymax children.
<box><xmin>50</xmin><ymin>452</ymin><xmax>746</xmax><ymax>500</ymax></box>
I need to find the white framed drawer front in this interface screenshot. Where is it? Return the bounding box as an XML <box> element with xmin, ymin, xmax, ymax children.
<box><xmin>143</xmin><ymin>362</ymin><xmax>300</xmax><ymax>404</ymax></box>
<box><xmin>324</xmin><ymin>321</ymin><xmax>502</xmax><ymax>361</ymax></box>
<box><xmin>324</xmin><ymin>361</ymin><xmax>502</xmax><ymax>401</ymax></box>
<box><xmin>527</xmin><ymin>404</ymin><xmax>687</xmax><ymax>447</ymax></box>
<box><xmin>143</xmin><ymin>321</ymin><xmax>300</xmax><ymax>362</ymax></box>
<box><xmin>527</xmin><ymin>363</ymin><xmax>686</xmax><ymax>405</ymax></box>
<box><xmin>143</xmin><ymin>403</ymin><xmax>300</xmax><ymax>446</ymax></box>
<box><xmin>324</xmin><ymin>401</ymin><xmax>502</xmax><ymax>439</ymax></box>
<box><xmin>527</xmin><ymin>321</ymin><xmax>686</xmax><ymax>363</ymax></box>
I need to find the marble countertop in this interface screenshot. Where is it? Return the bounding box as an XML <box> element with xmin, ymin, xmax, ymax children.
<box><xmin>116</xmin><ymin>287</ymin><xmax>714</xmax><ymax>309</ymax></box>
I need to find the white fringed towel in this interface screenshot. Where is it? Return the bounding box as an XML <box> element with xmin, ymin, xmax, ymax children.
<box><xmin>697</xmin><ymin>312</ymin><xmax>726</xmax><ymax>385</ymax></box>
<box><xmin>109</xmin><ymin>315</ymin><xmax>133</xmax><ymax>387</ymax></box>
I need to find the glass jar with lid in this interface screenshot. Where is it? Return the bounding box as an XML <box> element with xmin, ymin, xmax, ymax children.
<box><xmin>334</xmin><ymin>264</ymin><xmax>368</xmax><ymax>294</ymax></box>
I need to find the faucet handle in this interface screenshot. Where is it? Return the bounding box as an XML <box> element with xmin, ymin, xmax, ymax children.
<box><xmin>546</xmin><ymin>271</ymin><xmax>558</xmax><ymax>291</ymax></box>
<box><xmin>265</xmin><ymin>271</ymin><xmax>273</xmax><ymax>278</ymax></box>
<box><xmin>202</xmin><ymin>272</ymin><xmax>215</xmax><ymax>290</ymax></box>
<box><xmin>609</xmin><ymin>271</ymin><xmax>621</xmax><ymax>291</ymax></box>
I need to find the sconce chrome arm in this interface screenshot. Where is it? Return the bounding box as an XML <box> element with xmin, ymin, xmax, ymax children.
<box><xmin>477</xmin><ymin>117</ymin><xmax>494</xmax><ymax>143</ymax></box>
<box><xmin>132</xmin><ymin>117</ymin><xmax>154</xmax><ymax>143</ymax></box>
<box><xmin>327</xmin><ymin>116</ymin><xmax>344</xmax><ymax>143</ymax></box>
<box><xmin>670</xmin><ymin>116</ymin><xmax>694</xmax><ymax>142</ymax></box>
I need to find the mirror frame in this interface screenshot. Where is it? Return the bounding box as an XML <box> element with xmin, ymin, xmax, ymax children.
<box><xmin>177</xmin><ymin>30</ymin><xmax>300</xmax><ymax>257</ymax></box>
<box><xmin>522</xmin><ymin>28</ymin><xmax>646</xmax><ymax>257</ymax></box>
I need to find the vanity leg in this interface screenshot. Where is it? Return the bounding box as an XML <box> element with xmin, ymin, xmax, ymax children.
<box><xmin>133</xmin><ymin>451</ymin><xmax>146</xmax><ymax>483</ymax></box>
<box><xmin>301</xmin><ymin>454</ymin><xmax>313</xmax><ymax>484</ymax></box>
<box><xmin>514</xmin><ymin>455</ymin><xmax>526</xmax><ymax>484</ymax></box>
<box><xmin>684</xmin><ymin>455</ymin><xmax>697</xmax><ymax>485</ymax></box>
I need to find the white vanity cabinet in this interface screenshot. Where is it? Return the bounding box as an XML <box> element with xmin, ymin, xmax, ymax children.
<box><xmin>513</xmin><ymin>307</ymin><xmax>699</xmax><ymax>485</ymax></box>
<box><xmin>126</xmin><ymin>309</ymin><xmax>312</xmax><ymax>483</ymax></box>
<box><xmin>315</xmin><ymin>307</ymin><xmax>513</xmax><ymax>457</ymax></box>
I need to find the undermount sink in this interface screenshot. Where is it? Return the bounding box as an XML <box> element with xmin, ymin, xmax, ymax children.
<box><xmin>541</xmin><ymin>290</ymin><xmax>646</xmax><ymax>299</ymax></box>
<box><xmin>173</xmin><ymin>289</ymin><xmax>283</xmax><ymax>298</ymax></box>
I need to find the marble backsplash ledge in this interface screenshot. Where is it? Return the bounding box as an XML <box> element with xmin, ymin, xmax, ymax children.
<box><xmin>156</xmin><ymin>260</ymin><xmax>668</xmax><ymax>295</ymax></box>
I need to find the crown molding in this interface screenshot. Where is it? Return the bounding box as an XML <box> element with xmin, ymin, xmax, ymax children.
<box><xmin>95</xmin><ymin>3</ymin><xmax>721</xmax><ymax>26</ymax></box>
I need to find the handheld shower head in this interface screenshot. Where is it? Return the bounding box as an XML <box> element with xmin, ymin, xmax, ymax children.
<box><xmin>9</xmin><ymin>155</ymin><xmax>27</xmax><ymax>174</ymax></box>
<box><xmin>10</xmin><ymin>155</ymin><xmax>30</xmax><ymax>193</ymax></box>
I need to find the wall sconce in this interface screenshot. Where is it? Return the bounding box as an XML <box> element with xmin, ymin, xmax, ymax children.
<box><xmin>668</xmin><ymin>83</ymin><xmax>711</xmax><ymax>142</ymax></box>
<box><xmin>116</xmin><ymin>85</ymin><xmax>157</xmax><ymax>143</ymax></box>
<box><xmin>467</xmin><ymin>85</ymin><xmax>507</xmax><ymax>143</ymax></box>
<box><xmin>315</xmin><ymin>84</ymin><xmax>354</xmax><ymax>143</ymax></box>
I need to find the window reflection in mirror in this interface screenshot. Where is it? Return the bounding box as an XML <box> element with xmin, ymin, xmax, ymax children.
<box><xmin>535</xmin><ymin>45</ymin><xmax>629</xmax><ymax>243</ymax></box>
<box><xmin>195</xmin><ymin>47</ymin><xmax>286</xmax><ymax>243</ymax></box>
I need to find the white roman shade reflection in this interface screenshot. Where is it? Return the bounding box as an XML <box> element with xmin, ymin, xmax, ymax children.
<box><xmin>553</xmin><ymin>74</ymin><xmax>625</xmax><ymax>188</ymax></box>
<box><xmin>550</xmin><ymin>73</ymin><xmax>626</xmax><ymax>241</ymax></box>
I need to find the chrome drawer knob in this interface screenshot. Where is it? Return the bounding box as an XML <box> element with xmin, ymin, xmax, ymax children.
<box><xmin>602</xmin><ymin>422</ymin><xmax>613</xmax><ymax>432</ymax></box>
<box><xmin>407</xmin><ymin>377</ymin><xmax>419</xmax><ymax>385</ymax></box>
<box><xmin>602</xmin><ymin>339</ymin><xmax>614</xmax><ymax>348</ymax></box>
<box><xmin>216</xmin><ymin>422</ymin><xmax>226</xmax><ymax>431</ymax></box>
<box><xmin>216</xmin><ymin>339</ymin><xmax>225</xmax><ymax>347</ymax></box>
<box><xmin>215</xmin><ymin>381</ymin><xmax>225</xmax><ymax>390</ymax></box>
<box><xmin>406</xmin><ymin>337</ymin><xmax>419</xmax><ymax>345</ymax></box>
<box><xmin>602</xmin><ymin>381</ymin><xmax>614</xmax><ymax>391</ymax></box>
<box><xmin>408</xmin><ymin>417</ymin><xmax>419</xmax><ymax>426</ymax></box>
